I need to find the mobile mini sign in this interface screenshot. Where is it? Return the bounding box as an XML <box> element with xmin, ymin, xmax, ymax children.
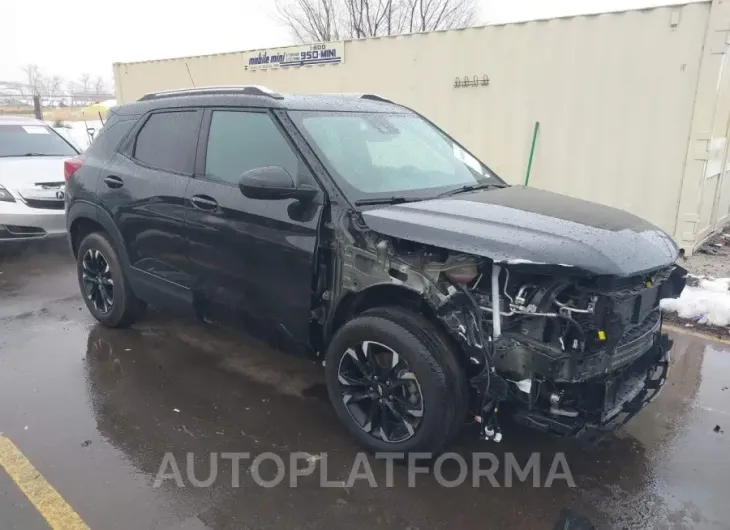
<box><xmin>244</xmin><ymin>43</ymin><xmax>345</xmax><ymax>71</ymax></box>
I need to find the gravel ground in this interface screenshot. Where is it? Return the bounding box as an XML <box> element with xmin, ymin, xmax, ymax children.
<box><xmin>663</xmin><ymin>311</ymin><xmax>730</xmax><ymax>339</ymax></box>
<box><xmin>681</xmin><ymin>229</ymin><xmax>730</xmax><ymax>279</ymax></box>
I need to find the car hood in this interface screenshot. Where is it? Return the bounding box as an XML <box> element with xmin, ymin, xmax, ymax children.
<box><xmin>0</xmin><ymin>156</ymin><xmax>68</xmax><ymax>189</ymax></box>
<box><xmin>361</xmin><ymin>186</ymin><xmax>679</xmax><ymax>277</ymax></box>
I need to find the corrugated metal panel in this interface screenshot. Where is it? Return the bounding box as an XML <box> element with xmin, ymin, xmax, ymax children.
<box><xmin>674</xmin><ymin>0</ymin><xmax>730</xmax><ymax>252</ymax></box>
<box><xmin>114</xmin><ymin>2</ymin><xmax>712</xmax><ymax>239</ymax></box>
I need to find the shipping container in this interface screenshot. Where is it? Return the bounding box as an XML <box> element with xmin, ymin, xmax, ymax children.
<box><xmin>113</xmin><ymin>0</ymin><xmax>730</xmax><ymax>254</ymax></box>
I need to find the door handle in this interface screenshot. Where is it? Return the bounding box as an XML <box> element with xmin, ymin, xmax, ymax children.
<box><xmin>190</xmin><ymin>195</ymin><xmax>219</xmax><ymax>211</ymax></box>
<box><xmin>104</xmin><ymin>175</ymin><xmax>124</xmax><ymax>189</ymax></box>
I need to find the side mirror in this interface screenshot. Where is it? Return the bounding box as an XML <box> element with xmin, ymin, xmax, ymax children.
<box><xmin>238</xmin><ymin>166</ymin><xmax>318</xmax><ymax>201</ymax></box>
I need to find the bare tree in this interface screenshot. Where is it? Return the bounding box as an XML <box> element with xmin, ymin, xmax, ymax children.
<box><xmin>405</xmin><ymin>0</ymin><xmax>477</xmax><ymax>33</ymax></box>
<box><xmin>276</xmin><ymin>0</ymin><xmax>477</xmax><ymax>42</ymax></box>
<box><xmin>42</xmin><ymin>75</ymin><xmax>64</xmax><ymax>105</ymax></box>
<box><xmin>93</xmin><ymin>76</ymin><xmax>106</xmax><ymax>95</ymax></box>
<box><xmin>46</xmin><ymin>75</ymin><xmax>63</xmax><ymax>96</ymax></box>
<box><xmin>65</xmin><ymin>80</ymin><xmax>80</xmax><ymax>105</ymax></box>
<box><xmin>276</xmin><ymin>0</ymin><xmax>342</xmax><ymax>42</ymax></box>
<box><xmin>343</xmin><ymin>0</ymin><xmax>406</xmax><ymax>38</ymax></box>
<box><xmin>21</xmin><ymin>64</ymin><xmax>44</xmax><ymax>95</ymax></box>
<box><xmin>78</xmin><ymin>73</ymin><xmax>91</xmax><ymax>94</ymax></box>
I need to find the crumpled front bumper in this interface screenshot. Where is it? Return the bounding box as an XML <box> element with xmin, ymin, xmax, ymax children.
<box><xmin>511</xmin><ymin>333</ymin><xmax>672</xmax><ymax>440</ymax></box>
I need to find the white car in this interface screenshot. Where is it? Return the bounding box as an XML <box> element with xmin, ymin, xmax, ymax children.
<box><xmin>0</xmin><ymin>116</ymin><xmax>80</xmax><ymax>244</ymax></box>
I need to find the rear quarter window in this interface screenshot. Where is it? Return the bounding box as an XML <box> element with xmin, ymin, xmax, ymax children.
<box><xmin>85</xmin><ymin>114</ymin><xmax>136</xmax><ymax>157</ymax></box>
<box><xmin>132</xmin><ymin>111</ymin><xmax>200</xmax><ymax>174</ymax></box>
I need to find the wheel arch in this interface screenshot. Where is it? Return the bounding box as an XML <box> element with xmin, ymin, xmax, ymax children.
<box><xmin>328</xmin><ymin>284</ymin><xmax>423</xmax><ymax>336</ymax></box>
<box><xmin>326</xmin><ymin>283</ymin><xmax>467</xmax><ymax>366</ymax></box>
<box><xmin>67</xmin><ymin>201</ymin><xmax>131</xmax><ymax>269</ymax></box>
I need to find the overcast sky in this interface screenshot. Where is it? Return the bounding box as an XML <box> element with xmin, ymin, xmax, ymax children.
<box><xmin>1</xmin><ymin>0</ymin><xmax>703</xmax><ymax>84</ymax></box>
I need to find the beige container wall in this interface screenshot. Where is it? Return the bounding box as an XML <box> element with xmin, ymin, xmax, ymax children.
<box><xmin>675</xmin><ymin>0</ymin><xmax>730</xmax><ymax>251</ymax></box>
<box><xmin>115</xmin><ymin>2</ymin><xmax>725</xmax><ymax>251</ymax></box>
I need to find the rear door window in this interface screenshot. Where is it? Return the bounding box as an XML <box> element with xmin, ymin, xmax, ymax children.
<box><xmin>133</xmin><ymin>111</ymin><xmax>201</xmax><ymax>174</ymax></box>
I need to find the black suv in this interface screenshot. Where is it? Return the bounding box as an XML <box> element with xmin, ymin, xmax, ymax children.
<box><xmin>66</xmin><ymin>86</ymin><xmax>686</xmax><ymax>453</ymax></box>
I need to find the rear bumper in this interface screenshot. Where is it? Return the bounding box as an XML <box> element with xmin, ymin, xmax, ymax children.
<box><xmin>0</xmin><ymin>200</ymin><xmax>66</xmax><ymax>241</ymax></box>
<box><xmin>511</xmin><ymin>333</ymin><xmax>671</xmax><ymax>439</ymax></box>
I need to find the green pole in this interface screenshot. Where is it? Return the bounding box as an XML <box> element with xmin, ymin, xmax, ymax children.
<box><xmin>524</xmin><ymin>121</ymin><xmax>540</xmax><ymax>186</ymax></box>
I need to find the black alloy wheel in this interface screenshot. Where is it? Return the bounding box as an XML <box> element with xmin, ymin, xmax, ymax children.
<box><xmin>76</xmin><ymin>232</ymin><xmax>143</xmax><ymax>328</ymax></box>
<box><xmin>337</xmin><ymin>340</ymin><xmax>425</xmax><ymax>443</ymax></box>
<box><xmin>81</xmin><ymin>248</ymin><xmax>114</xmax><ymax>314</ymax></box>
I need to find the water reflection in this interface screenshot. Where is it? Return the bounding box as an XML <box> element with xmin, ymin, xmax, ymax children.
<box><xmin>81</xmin><ymin>323</ymin><xmax>724</xmax><ymax>528</ymax></box>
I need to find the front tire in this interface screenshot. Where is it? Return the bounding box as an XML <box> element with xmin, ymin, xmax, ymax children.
<box><xmin>324</xmin><ymin>307</ymin><xmax>468</xmax><ymax>454</ymax></box>
<box><xmin>76</xmin><ymin>232</ymin><xmax>141</xmax><ymax>328</ymax></box>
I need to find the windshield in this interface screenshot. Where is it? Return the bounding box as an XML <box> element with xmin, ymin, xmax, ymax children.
<box><xmin>288</xmin><ymin>111</ymin><xmax>505</xmax><ymax>202</ymax></box>
<box><xmin>0</xmin><ymin>124</ymin><xmax>79</xmax><ymax>158</ymax></box>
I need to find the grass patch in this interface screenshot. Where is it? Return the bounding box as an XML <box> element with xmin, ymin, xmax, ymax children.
<box><xmin>0</xmin><ymin>106</ymin><xmax>94</xmax><ymax>121</ymax></box>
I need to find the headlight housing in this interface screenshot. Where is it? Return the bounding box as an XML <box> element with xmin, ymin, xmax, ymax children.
<box><xmin>0</xmin><ymin>185</ymin><xmax>15</xmax><ymax>203</ymax></box>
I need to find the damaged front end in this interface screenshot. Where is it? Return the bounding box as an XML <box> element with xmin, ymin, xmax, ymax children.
<box><xmin>328</xmin><ymin>216</ymin><xmax>686</xmax><ymax>443</ymax></box>
<box><xmin>323</xmin><ymin>182</ymin><xmax>690</xmax><ymax>443</ymax></box>
<box><xmin>440</xmin><ymin>260</ymin><xmax>686</xmax><ymax>440</ymax></box>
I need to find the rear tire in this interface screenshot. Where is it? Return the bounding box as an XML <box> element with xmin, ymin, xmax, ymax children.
<box><xmin>76</xmin><ymin>232</ymin><xmax>142</xmax><ymax>328</ymax></box>
<box><xmin>324</xmin><ymin>306</ymin><xmax>468</xmax><ymax>454</ymax></box>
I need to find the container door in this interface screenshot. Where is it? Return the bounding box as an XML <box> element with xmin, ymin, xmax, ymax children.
<box><xmin>697</xmin><ymin>50</ymin><xmax>730</xmax><ymax>241</ymax></box>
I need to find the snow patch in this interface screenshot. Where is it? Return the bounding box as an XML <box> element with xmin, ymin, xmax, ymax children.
<box><xmin>661</xmin><ymin>277</ymin><xmax>730</xmax><ymax>327</ymax></box>
<box><xmin>697</xmin><ymin>277</ymin><xmax>730</xmax><ymax>292</ymax></box>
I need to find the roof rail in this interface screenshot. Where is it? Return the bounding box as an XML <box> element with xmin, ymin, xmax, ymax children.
<box><xmin>139</xmin><ymin>85</ymin><xmax>283</xmax><ymax>101</ymax></box>
<box><xmin>359</xmin><ymin>94</ymin><xmax>394</xmax><ymax>104</ymax></box>
<box><xmin>326</xmin><ymin>93</ymin><xmax>395</xmax><ymax>104</ymax></box>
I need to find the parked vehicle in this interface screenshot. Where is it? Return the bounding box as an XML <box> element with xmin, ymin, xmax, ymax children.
<box><xmin>0</xmin><ymin>116</ymin><xmax>79</xmax><ymax>247</ymax></box>
<box><xmin>65</xmin><ymin>86</ymin><xmax>686</xmax><ymax>453</ymax></box>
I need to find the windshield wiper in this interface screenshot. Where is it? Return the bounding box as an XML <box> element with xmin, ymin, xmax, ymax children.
<box><xmin>435</xmin><ymin>182</ymin><xmax>503</xmax><ymax>198</ymax></box>
<box><xmin>20</xmin><ymin>153</ymin><xmax>57</xmax><ymax>157</ymax></box>
<box><xmin>354</xmin><ymin>183</ymin><xmax>504</xmax><ymax>206</ymax></box>
<box><xmin>354</xmin><ymin>196</ymin><xmax>420</xmax><ymax>206</ymax></box>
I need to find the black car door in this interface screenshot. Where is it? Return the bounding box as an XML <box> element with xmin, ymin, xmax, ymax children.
<box><xmin>184</xmin><ymin>108</ymin><xmax>325</xmax><ymax>351</ymax></box>
<box><xmin>97</xmin><ymin>109</ymin><xmax>202</xmax><ymax>312</ymax></box>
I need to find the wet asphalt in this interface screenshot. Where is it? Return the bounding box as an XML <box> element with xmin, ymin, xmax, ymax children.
<box><xmin>0</xmin><ymin>240</ymin><xmax>729</xmax><ymax>530</ymax></box>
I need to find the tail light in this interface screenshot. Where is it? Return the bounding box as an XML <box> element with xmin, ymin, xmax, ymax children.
<box><xmin>64</xmin><ymin>158</ymin><xmax>84</xmax><ymax>182</ymax></box>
